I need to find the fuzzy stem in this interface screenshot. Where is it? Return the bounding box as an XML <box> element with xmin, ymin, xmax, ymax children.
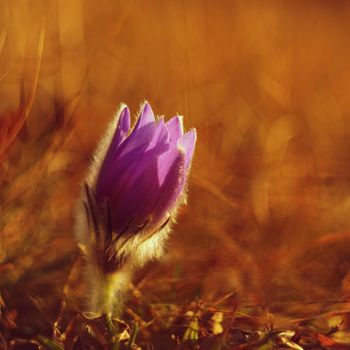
<box><xmin>88</xmin><ymin>265</ymin><xmax>131</xmax><ymax>316</ymax></box>
<box><xmin>102</xmin><ymin>275</ymin><xmax>118</xmax><ymax>314</ymax></box>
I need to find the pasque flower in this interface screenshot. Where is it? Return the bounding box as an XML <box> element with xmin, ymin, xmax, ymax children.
<box><xmin>75</xmin><ymin>101</ymin><xmax>196</xmax><ymax>314</ymax></box>
<box><xmin>96</xmin><ymin>101</ymin><xmax>196</xmax><ymax>244</ymax></box>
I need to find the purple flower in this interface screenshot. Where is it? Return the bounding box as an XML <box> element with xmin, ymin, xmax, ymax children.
<box><xmin>94</xmin><ymin>102</ymin><xmax>196</xmax><ymax>242</ymax></box>
<box><xmin>76</xmin><ymin>102</ymin><xmax>196</xmax><ymax>313</ymax></box>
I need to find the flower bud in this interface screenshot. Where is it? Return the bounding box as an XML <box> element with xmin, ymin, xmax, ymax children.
<box><xmin>75</xmin><ymin>102</ymin><xmax>196</xmax><ymax>314</ymax></box>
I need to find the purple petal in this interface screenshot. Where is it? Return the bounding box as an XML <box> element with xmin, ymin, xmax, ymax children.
<box><xmin>107</xmin><ymin>146</ymin><xmax>185</xmax><ymax>235</ymax></box>
<box><xmin>165</xmin><ymin>116</ymin><xmax>183</xmax><ymax>143</ymax></box>
<box><xmin>106</xmin><ymin>106</ymin><xmax>131</xmax><ymax>152</ymax></box>
<box><xmin>134</xmin><ymin>102</ymin><xmax>155</xmax><ymax>130</ymax></box>
<box><xmin>148</xmin><ymin>148</ymin><xmax>186</xmax><ymax>229</ymax></box>
<box><xmin>119</xmin><ymin>118</ymin><xmax>168</xmax><ymax>157</ymax></box>
<box><xmin>178</xmin><ymin>129</ymin><xmax>196</xmax><ymax>169</ymax></box>
<box><xmin>131</xmin><ymin>147</ymin><xmax>185</xmax><ymax>227</ymax></box>
<box><xmin>95</xmin><ymin>107</ymin><xmax>130</xmax><ymax>186</ymax></box>
<box><xmin>96</xmin><ymin>121</ymin><xmax>169</xmax><ymax>199</ymax></box>
<box><xmin>108</xmin><ymin>156</ymin><xmax>159</xmax><ymax>234</ymax></box>
<box><xmin>96</xmin><ymin>144</ymin><xmax>145</xmax><ymax>200</ymax></box>
<box><xmin>109</xmin><ymin>141</ymin><xmax>169</xmax><ymax>202</ymax></box>
<box><xmin>115</xmin><ymin>106</ymin><xmax>131</xmax><ymax>145</ymax></box>
<box><xmin>108</xmin><ymin>146</ymin><xmax>178</xmax><ymax>234</ymax></box>
<box><xmin>157</xmin><ymin>145</ymin><xmax>182</xmax><ymax>186</ymax></box>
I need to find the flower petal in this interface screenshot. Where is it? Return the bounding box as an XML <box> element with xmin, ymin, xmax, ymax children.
<box><xmin>178</xmin><ymin>129</ymin><xmax>196</xmax><ymax>169</ymax></box>
<box><xmin>96</xmin><ymin>119</ymin><xmax>169</xmax><ymax>198</ymax></box>
<box><xmin>115</xmin><ymin>106</ymin><xmax>131</xmax><ymax>145</ymax></box>
<box><xmin>95</xmin><ymin>106</ymin><xmax>130</xmax><ymax>187</ymax></box>
<box><xmin>130</xmin><ymin>146</ymin><xmax>185</xmax><ymax>231</ymax></box>
<box><xmin>166</xmin><ymin>116</ymin><xmax>184</xmax><ymax>143</ymax></box>
<box><xmin>108</xmin><ymin>146</ymin><xmax>185</xmax><ymax>236</ymax></box>
<box><xmin>96</xmin><ymin>144</ymin><xmax>145</xmax><ymax>200</ymax></box>
<box><xmin>106</xmin><ymin>106</ymin><xmax>131</xmax><ymax>154</ymax></box>
<box><xmin>107</xmin><ymin>146</ymin><xmax>171</xmax><ymax>234</ymax></box>
<box><xmin>109</xmin><ymin>141</ymin><xmax>169</xmax><ymax>202</ymax></box>
<box><xmin>119</xmin><ymin>118</ymin><xmax>168</xmax><ymax>157</ymax></box>
<box><xmin>148</xmin><ymin>148</ymin><xmax>186</xmax><ymax>229</ymax></box>
<box><xmin>157</xmin><ymin>144</ymin><xmax>182</xmax><ymax>186</ymax></box>
<box><xmin>134</xmin><ymin>102</ymin><xmax>155</xmax><ymax>130</ymax></box>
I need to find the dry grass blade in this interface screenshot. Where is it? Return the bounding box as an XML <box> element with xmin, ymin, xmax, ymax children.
<box><xmin>0</xmin><ymin>18</ymin><xmax>45</xmax><ymax>162</ymax></box>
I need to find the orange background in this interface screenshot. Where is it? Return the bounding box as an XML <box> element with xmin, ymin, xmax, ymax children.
<box><xmin>2</xmin><ymin>0</ymin><xmax>350</xmax><ymax>308</ymax></box>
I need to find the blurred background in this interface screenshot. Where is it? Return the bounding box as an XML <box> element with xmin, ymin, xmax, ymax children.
<box><xmin>2</xmin><ymin>0</ymin><xmax>350</xmax><ymax>338</ymax></box>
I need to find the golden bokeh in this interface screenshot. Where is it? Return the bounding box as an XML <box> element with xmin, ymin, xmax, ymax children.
<box><xmin>2</xmin><ymin>0</ymin><xmax>350</xmax><ymax>337</ymax></box>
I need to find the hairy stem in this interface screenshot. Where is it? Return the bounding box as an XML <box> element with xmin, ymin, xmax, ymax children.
<box><xmin>87</xmin><ymin>266</ymin><xmax>131</xmax><ymax>316</ymax></box>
